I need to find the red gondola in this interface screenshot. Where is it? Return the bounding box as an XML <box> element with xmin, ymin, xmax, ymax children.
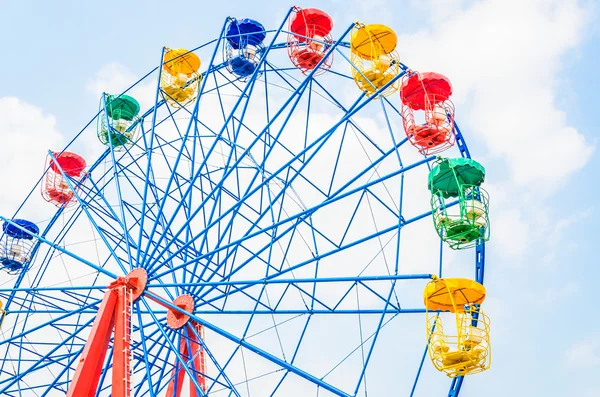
<box><xmin>400</xmin><ymin>72</ymin><xmax>455</xmax><ymax>155</ymax></box>
<box><xmin>41</xmin><ymin>152</ymin><xmax>87</xmax><ymax>208</ymax></box>
<box><xmin>287</xmin><ymin>7</ymin><xmax>334</xmax><ymax>74</ymax></box>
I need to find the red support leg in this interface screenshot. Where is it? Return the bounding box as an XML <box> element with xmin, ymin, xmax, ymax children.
<box><xmin>67</xmin><ymin>269</ymin><xmax>147</xmax><ymax>397</ymax></box>
<box><xmin>68</xmin><ymin>273</ymin><xmax>210</xmax><ymax>397</ymax></box>
<box><xmin>189</xmin><ymin>322</ymin><xmax>207</xmax><ymax>397</ymax></box>
<box><xmin>165</xmin><ymin>335</ymin><xmax>188</xmax><ymax>397</ymax></box>
<box><xmin>66</xmin><ymin>290</ymin><xmax>117</xmax><ymax>397</ymax></box>
<box><xmin>165</xmin><ymin>322</ymin><xmax>207</xmax><ymax>397</ymax></box>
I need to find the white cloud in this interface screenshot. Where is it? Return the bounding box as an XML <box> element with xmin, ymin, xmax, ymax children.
<box><xmin>542</xmin><ymin>208</ymin><xmax>592</xmax><ymax>264</ymax></box>
<box><xmin>397</xmin><ymin>0</ymin><xmax>594</xmax><ymax>193</ymax></box>
<box><xmin>85</xmin><ymin>62</ymin><xmax>138</xmax><ymax>98</ymax></box>
<box><xmin>489</xmin><ymin>208</ymin><xmax>530</xmax><ymax>258</ymax></box>
<box><xmin>584</xmin><ymin>387</ymin><xmax>600</xmax><ymax>397</ymax></box>
<box><xmin>537</xmin><ymin>279</ymin><xmax>579</xmax><ymax>306</ymax></box>
<box><xmin>0</xmin><ymin>97</ymin><xmax>64</xmax><ymax>218</ymax></box>
<box><xmin>86</xmin><ymin>62</ymin><xmax>156</xmax><ymax>110</ymax></box>
<box><xmin>566</xmin><ymin>334</ymin><xmax>600</xmax><ymax>369</ymax></box>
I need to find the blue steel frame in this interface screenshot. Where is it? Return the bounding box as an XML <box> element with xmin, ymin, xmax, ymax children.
<box><xmin>0</xmin><ymin>10</ymin><xmax>485</xmax><ymax>397</ymax></box>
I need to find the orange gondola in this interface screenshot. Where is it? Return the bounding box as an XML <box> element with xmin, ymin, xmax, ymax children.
<box><xmin>350</xmin><ymin>23</ymin><xmax>400</xmax><ymax>97</ymax></box>
<box><xmin>161</xmin><ymin>48</ymin><xmax>202</xmax><ymax>107</ymax></box>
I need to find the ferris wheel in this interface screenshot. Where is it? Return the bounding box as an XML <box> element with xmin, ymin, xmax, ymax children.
<box><xmin>0</xmin><ymin>6</ymin><xmax>492</xmax><ymax>397</ymax></box>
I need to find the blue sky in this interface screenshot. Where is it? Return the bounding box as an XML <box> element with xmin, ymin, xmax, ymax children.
<box><xmin>0</xmin><ymin>0</ymin><xmax>599</xmax><ymax>396</ymax></box>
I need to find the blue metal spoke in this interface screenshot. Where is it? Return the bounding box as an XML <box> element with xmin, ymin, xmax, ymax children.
<box><xmin>143</xmin><ymin>291</ymin><xmax>353</xmax><ymax>397</ymax></box>
<box><xmin>140</xmin><ymin>17</ymin><xmax>233</xmax><ymax>268</ymax></box>
<box><xmin>46</xmin><ymin>151</ymin><xmax>129</xmax><ymax>275</ymax></box>
<box><xmin>138</xmin><ymin>297</ymin><xmax>208</xmax><ymax>396</ymax></box>
<box><xmin>143</xmin><ymin>13</ymin><xmax>299</xmax><ymax>275</ymax></box>
<box><xmin>144</xmin><ymin>22</ymin><xmax>356</xmax><ymax>276</ymax></box>
<box><xmin>0</xmin><ymin>316</ymin><xmax>95</xmax><ymax>394</ymax></box>
<box><xmin>0</xmin><ymin>216</ymin><xmax>117</xmax><ymax>279</ymax></box>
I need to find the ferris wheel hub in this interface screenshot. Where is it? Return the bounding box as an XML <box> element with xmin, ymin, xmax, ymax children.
<box><xmin>166</xmin><ymin>294</ymin><xmax>195</xmax><ymax>329</ymax></box>
<box><xmin>107</xmin><ymin>268</ymin><xmax>148</xmax><ymax>301</ymax></box>
<box><xmin>124</xmin><ymin>268</ymin><xmax>147</xmax><ymax>301</ymax></box>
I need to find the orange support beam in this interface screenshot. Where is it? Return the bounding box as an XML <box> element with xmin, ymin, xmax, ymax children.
<box><xmin>165</xmin><ymin>322</ymin><xmax>207</xmax><ymax>397</ymax></box>
<box><xmin>65</xmin><ymin>270</ymin><xmax>209</xmax><ymax>397</ymax></box>
<box><xmin>66</xmin><ymin>269</ymin><xmax>147</xmax><ymax>397</ymax></box>
<box><xmin>165</xmin><ymin>339</ymin><xmax>186</xmax><ymax>397</ymax></box>
<box><xmin>66</xmin><ymin>290</ymin><xmax>117</xmax><ymax>397</ymax></box>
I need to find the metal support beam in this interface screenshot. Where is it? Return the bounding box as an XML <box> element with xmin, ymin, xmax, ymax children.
<box><xmin>112</xmin><ymin>284</ymin><xmax>133</xmax><ymax>397</ymax></box>
<box><xmin>66</xmin><ymin>290</ymin><xmax>116</xmax><ymax>397</ymax></box>
<box><xmin>66</xmin><ymin>275</ymin><xmax>139</xmax><ymax>397</ymax></box>
<box><xmin>448</xmin><ymin>376</ymin><xmax>464</xmax><ymax>396</ymax></box>
<box><xmin>165</xmin><ymin>322</ymin><xmax>206</xmax><ymax>397</ymax></box>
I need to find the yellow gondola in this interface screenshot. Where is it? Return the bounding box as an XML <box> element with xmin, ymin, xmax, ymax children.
<box><xmin>161</xmin><ymin>48</ymin><xmax>202</xmax><ymax>107</ymax></box>
<box><xmin>424</xmin><ymin>276</ymin><xmax>491</xmax><ymax>377</ymax></box>
<box><xmin>350</xmin><ymin>23</ymin><xmax>400</xmax><ymax>97</ymax></box>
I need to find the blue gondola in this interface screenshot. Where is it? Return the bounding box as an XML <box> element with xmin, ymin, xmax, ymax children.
<box><xmin>224</xmin><ymin>18</ymin><xmax>266</xmax><ymax>80</ymax></box>
<box><xmin>1</xmin><ymin>219</ymin><xmax>39</xmax><ymax>274</ymax></box>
